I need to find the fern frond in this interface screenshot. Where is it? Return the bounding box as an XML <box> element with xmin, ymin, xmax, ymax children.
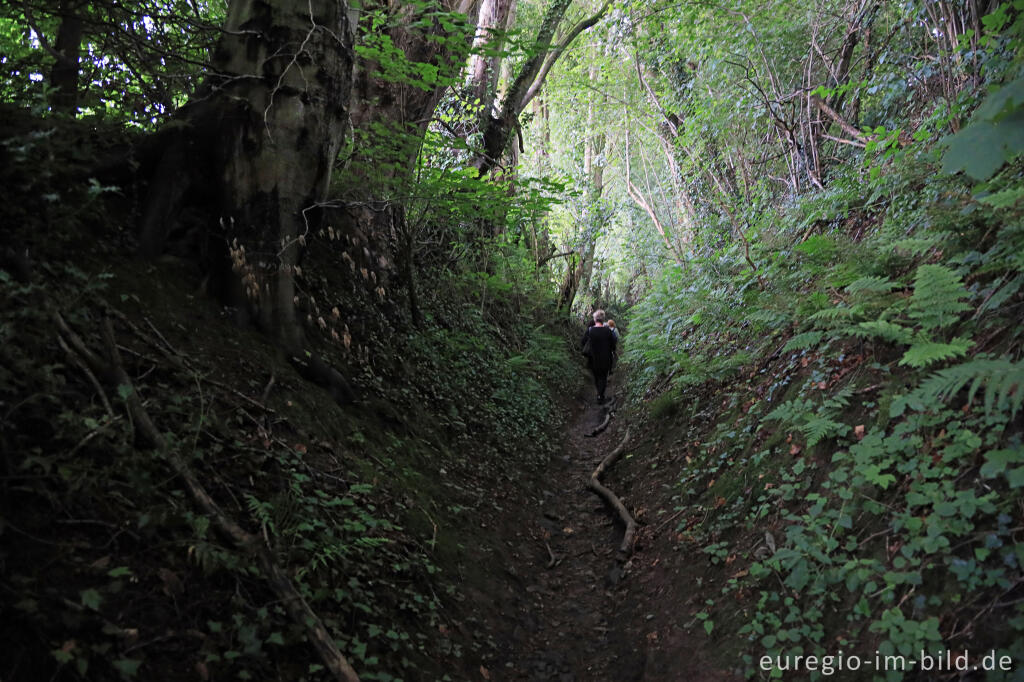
<box><xmin>784</xmin><ymin>331</ymin><xmax>825</xmax><ymax>352</ymax></box>
<box><xmin>907</xmin><ymin>264</ymin><xmax>972</xmax><ymax>330</ymax></box>
<box><xmin>914</xmin><ymin>357</ymin><xmax>1024</xmax><ymax>417</ymax></box>
<box><xmin>978</xmin><ymin>273</ymin><xmax>1024</xmax><ymax>316</ymax></box>
<box><xmin>899</xmin><ymin>337</ymin><xmax>973</xmax><ymax>368</ymax></box>
<box><xmin>765</xmin><ymin>397</ymin><xmax>813</xmax><ymax>425</ymax></box>
<box><xmin>809</xmin><ymin>305</ymin><xmax>862</xmax><ymax>326</ymax></box>
<box><xmin>823</xmin><ymin>385</ymin><xmax>855</xmax><ymax>410</ymax></box>
<box><xmin>803</xmin><ymin>416</ymin><xmax>848</xmax><ymax>446</ymax></box>
<box><xmin>892</xmin><ymin>234</ymin><xmax>949</xmax><ymax>256</ymax></box>
<box><xmin>846</xmin><ymin>276</ymin><xmax>899</xmax><ymax>295</ymax></box>
<box><xmin>847</xmin><ymin>319</ymin><xmax>915</xmax><ymax>345</ymax></box>
<box><xmin>245</xmin><ymin>494</ymin><xmax>276</xmax><ymax>535</ymax></box>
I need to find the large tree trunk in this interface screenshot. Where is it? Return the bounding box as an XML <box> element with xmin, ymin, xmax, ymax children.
<box><xmin>206</xmin><ymin>0</ymin><xmax>354</xmax><ymax>350</ymax></box>
<box><xmin>337</xmin><ymin>0</ymin><xmax>480</xmax><ymax>320</ymax></box>
<box><xmin>466</xmin><ymin>0</ymin><xmax>516</xmax><ymax>120</ymax></box>
<box><xmin>138</xmin><ymin>0</ymin><xmax>357</xmax><ymax>401</ymax></box>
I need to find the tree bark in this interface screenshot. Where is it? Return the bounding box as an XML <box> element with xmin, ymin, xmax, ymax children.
<box><xmin>137</xmin><ymin>0</ymin><xmax>358</xmax><ymax>400</ymax></box>
<box><xmin>204</xmin><ymin>0</ymin><xmax>354</xmax><ymax>349</ymax></box>
<box><xmin>50</xmin><ymin>0</ymin><xmax>83</xmax><ymax>113</ymax></box>
<box><xmin>466</xmin><ymin>0</ymin><xmax>516</xmax><ymax>119</ymax></box>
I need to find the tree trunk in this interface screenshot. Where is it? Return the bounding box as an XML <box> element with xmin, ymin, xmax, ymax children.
<box><xmin>205</xmin><ymin>0</ymin><xmax>353</xmax><ymax>351</ymax></box>
<box><xmin>474</xmin><ymin>0</ymin><xmax>573</xmax><ymax>175</ymax></box>
<box><xmin>50</xmin><ymin>0</ymin><xmax>83</xmax><ymax>113</ymax></box>
<box><xmin>339</xmin><ymin>0</ymin><xmax>481</xmax><ymax>321</ymax></box>
<box><xmin>466</xmin><ymin>0</ymin><xmax>516</xmax><ymax>119</ymax></box>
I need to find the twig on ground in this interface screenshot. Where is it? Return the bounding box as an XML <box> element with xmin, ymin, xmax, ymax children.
<box><xmin>545</xmin><ymin>541</ymin><xmax>558</xmax><ymax>569</ymax></box>
<box><xmin>260</xmin><ymin>370</ymin><xmax>277</xmax><ymax>404</ymax></box>
<box><xmin>57</xmin><ymin>334</ymin><xmax>115</xmax><ymax>417</ymax></box>
<box><xmin>652</xmin><ymin>507</ymin><xmax>687</xmax><ymax>536</ymax></box>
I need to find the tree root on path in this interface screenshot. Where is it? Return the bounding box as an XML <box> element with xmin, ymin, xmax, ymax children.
<box><xmin>54</xmin><ymin>311</ymin><xmax>361</xmax><ymax>682</ymax></box>
<box><xmin>587</xmin><ymin>428</ymin><xmax>636</xmax><ymax>578</ymax></box>
<box><xmin>585</xmin><ymin>396</ymin><xmax>617</xmax><ymax>437</ymax></box>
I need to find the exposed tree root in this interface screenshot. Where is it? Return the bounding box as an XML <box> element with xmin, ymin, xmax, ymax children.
<box><xmin>587</xmin><ymin>427</ymin><xmax>636</xmax><ymax>569</ymax></box>
<box><xmin>585</xmin><ymin>396</ymin><xmax>616</xmax><ymax>437</ymax></box>
<box><xmin>54</xmin><ymin>310</ymin><xmax>361</xmax><ymax>682</ymax></box>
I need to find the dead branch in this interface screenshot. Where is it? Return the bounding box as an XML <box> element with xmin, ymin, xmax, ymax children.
<box><xmin>53</xmin><ymin>310</ymin><xmax>360</xmax><ymax>682</ymax></box>
<box><xmin>537</xmin><ymin>249</ymin><xmax>577</xmax><ymax>265</ymax></box>
<box><xmin>545</xmin><ymin>541</ymin><xmax>558</xmax><ymax>569</ymax></box>
<box><xmin>811</xmin><ymin>95</ymin><xmax>874</xmax><ymax>144</ymax></box>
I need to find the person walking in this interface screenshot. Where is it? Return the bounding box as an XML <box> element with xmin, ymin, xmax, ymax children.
<box><xmin>606</xmin><ymin>319</ymin><xmax>620</xmax><ymax>372</ymax></box>
<box><xmin>581</xmin><ymin>309</ymin><xmax>617</xmax><ymax>404</ymax></box>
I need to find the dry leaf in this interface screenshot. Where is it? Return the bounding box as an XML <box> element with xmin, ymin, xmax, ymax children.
<box><xmin>480</xmin><ymin>665</ymin><xmax>491</xmax><ymax>680</ymax></box>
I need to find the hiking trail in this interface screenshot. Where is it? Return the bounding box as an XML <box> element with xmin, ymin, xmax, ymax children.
<box><xmin>466</xmin><ymin>372</ymin><xmax>737</xmax><ymax>681</ymax></box>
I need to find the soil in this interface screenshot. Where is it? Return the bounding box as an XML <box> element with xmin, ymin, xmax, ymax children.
<box><xmin>465</xmin><ymin>372</ymin><xmax>740</xmax><ymax>682</ymax></box>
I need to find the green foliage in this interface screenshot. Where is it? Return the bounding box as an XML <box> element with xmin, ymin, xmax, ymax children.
<box><xmin>943</xmin><ymin>75</ymin><xmax>1024</xmax><ymax>180</ymax></box>
<box><xmin>911</xmin><ymin>357</ymin><xmax>1024</xmax><ymax>418</ymax></box>
<box><xmin>0</xmin><ymin>0</ymin><xmax>224</xmax><ymax>121</ymax></box>
<box><xmin>899</xmin><ymin>337</ymin><xmax>973</xmax><ymax>368</ymax></box>
<box><xmin>625</xmin><ymin>86</ymin><xmax>1024</xmax><ymax>676</ymax></box>
<box><xmin>907</xmin><ymin>264</ymin><xmax>973</xmax><ymax>331</ymax></box>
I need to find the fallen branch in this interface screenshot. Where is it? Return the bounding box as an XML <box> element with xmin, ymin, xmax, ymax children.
<box><xmin>53</xmin><ymin>311</ymin><xmax>360</xmax><ymax>682</ymax></box>
<box><xmin>587</xmin><ymin>428</ymin><xmax>635</xmax><ymax>563</ymax></box>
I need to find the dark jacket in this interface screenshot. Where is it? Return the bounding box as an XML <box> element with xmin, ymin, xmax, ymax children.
<box><xmin>583</xmin><ymin>324</ymin><xmax>617</xmax><ymax>371</ymax></box>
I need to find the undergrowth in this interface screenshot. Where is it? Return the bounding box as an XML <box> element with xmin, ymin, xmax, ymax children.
<box><xmin>0</xmin><ymin>113</ymin><xmax>576</xmax><ymax>681</ymax></box>
<box><xmin>626</xmin><ymin>120</ymin><xmax>1024</xmax><ymax>677</ymax></box>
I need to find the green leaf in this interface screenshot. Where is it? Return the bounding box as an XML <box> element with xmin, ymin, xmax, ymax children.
<box><xmin>942</xmin><ymin>81</ymin><xmax>1024</xmax><ymax>181</ymax></box>
<box><xmin>80</xmin><ymin>588</ymin><xmax>103</xmax><ymax>611</ymax></box>
<box><xmin>112</xmin><ymin>659</ymin><xmax>142</xmax><ymax>678</ymax></box>
<box><xmin>980</xmin><ymin>449</ymin><xmax>1020</xmax><ymax>478</ymax></box>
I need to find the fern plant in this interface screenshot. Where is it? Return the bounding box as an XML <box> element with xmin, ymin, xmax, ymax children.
<box><xmin>765</xmin><ymin>386</ymin><xmax>855</xmax><ymax>446</ymax></box>
<box><xmin>913</xmin><ymin>357</ymin><xmax>1024</xmax><ymax>417</ymax></box>
<box><xmin>899</xmin><ymin>337</ymin><xmax>973</xmax><ymax>368</ymax></box>
<box><xmin>907</xmin><ymin>264</ymin><xmax>972</xmax><ymax>330</ymax></box>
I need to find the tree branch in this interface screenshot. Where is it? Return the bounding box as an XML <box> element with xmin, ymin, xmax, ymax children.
<box><xmin>517</xmin><ymin>0</ymin><xmax>613</xmax><ymax>114</ymax></box>
<box><xmin>811</xmin><ymin>95</ymin><xmax>873</xmax><ymax>143</ymax></box>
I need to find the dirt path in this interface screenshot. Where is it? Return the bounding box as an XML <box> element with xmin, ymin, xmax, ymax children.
<box><xmin>464</xmin><ymin>370</ymin><xmax>741</xmax><ymax>682</ymax></box>
<box><xmin>480</xmin><ymin>376</ymin><xmax>644</xmax><ymax>681</ymax></box>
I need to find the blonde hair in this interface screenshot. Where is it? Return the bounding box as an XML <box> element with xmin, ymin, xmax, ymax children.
<box><xmin>593</xmin><ymin>309</ymin><xmax>606</xmax><ymax>323</ymax></box>
<box><xmin>607</xmin><ymin>320</ymin><xmax>616</xmax><ymax>329</ymax></box>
